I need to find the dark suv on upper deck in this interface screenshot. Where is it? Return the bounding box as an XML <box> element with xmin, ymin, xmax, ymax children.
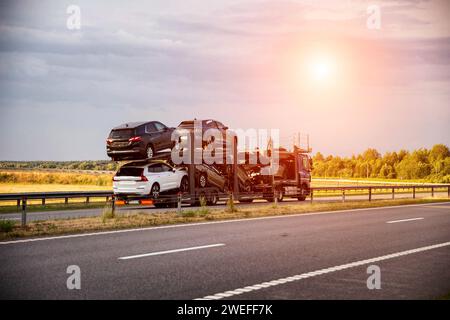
<box><xmin>106</xmin><ymin>121</ymin><xmax>174</xmax><ymax>161</ymax></box>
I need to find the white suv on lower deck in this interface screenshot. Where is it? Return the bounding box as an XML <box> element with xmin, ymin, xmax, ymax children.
<box><xmin>113</xmin><ymin>161</ymin><xmax>188</xmax><ymax>198</ymax></box>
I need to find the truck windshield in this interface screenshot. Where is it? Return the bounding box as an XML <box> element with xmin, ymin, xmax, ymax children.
<box><xmin>109</xmin><ymin>129</ymin><xmax>134</xmax><ymax>139</ymax></box>
<box><xmin>116</xmin><ymin>167</ymin><xmax>143</xmax><ymax>176</ymax></box>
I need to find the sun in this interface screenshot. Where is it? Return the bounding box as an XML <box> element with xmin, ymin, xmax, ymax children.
<box><xmin>308</xmin><ymin>55</ymin><xmax>334</xmax><ymax>82</ymax></box>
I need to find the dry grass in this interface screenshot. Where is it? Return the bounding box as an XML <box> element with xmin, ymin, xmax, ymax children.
<box><xmin>1</xmin><ymin>198</ymin><xmax>448</xmax><ymax>241</ymax></box>
<box><xmin>0</xmin><ymin>170</ymin><xmax>113</xmax><ymax>186</ymax></box>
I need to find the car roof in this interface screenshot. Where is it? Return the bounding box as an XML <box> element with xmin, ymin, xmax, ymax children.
<box><xmin>112</xmin><ymin>121</ymin><xmax>150</xmax><ymax>130</ymax></box>
<box><xmin>121</xmin><ymin>160</ymin><xmax>170</xmax><ymax>168</ymax></box>
<box><xmin>178</xmin><ymin>119</ymin><xmax>217</xmax><ymax>126</ymax></box>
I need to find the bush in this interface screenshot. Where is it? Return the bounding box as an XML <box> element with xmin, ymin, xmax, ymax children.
<box><xmin>0</xmin><ymin>220</ymin><xmax>16</xmax><ymax>233</ymax></box>
<box><xmin>101</xmin><ymin>203</ymin><xmax>115</xmax><ymax>222</ymax></box>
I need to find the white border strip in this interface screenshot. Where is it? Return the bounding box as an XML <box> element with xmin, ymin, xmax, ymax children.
<box><xmin>119</xmin><ymin>243</ymin><xmax>225</xmax><ymax>260</ymax></box>
<box><xmin>196</xmin><ymin>241</ymin><xmax>450</xmax><ymax>300</ymax></box>
<box><xmin>1</xmin><ymin>201</ymin><xmax>448</xmax><ymax>245</ymax></box>
<box><xmin>387</xmin><ymin>217</ymin><xmax>424</xmax><ymax>224</ymax></box>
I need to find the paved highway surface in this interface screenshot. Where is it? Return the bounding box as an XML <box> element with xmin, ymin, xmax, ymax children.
<box><xmin>0</xmin><ymin>202</ymin><xmax>449</xmax><ymax>299</ymax></box>
<box><xmin>0</xmin><ymin>191</ymin><xmax>447</xmax><ymax>222</ymax></box>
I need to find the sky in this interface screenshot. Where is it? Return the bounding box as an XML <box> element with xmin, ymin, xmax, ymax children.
<box><xmin>0</xmin><ymin>0</ymin><xmax>449</xmax><ymax>160</ymax></box>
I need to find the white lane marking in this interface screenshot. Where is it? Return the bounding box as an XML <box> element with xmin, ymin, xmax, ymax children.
<box><xmin>386</xmin><ymin>217</ymin><xmax>424</xmax><ymax>224</ymax></box>
<box><xmin>118</xmin><ymin>243</ymin><xmax>225</xmax><ymax>260</ymax></box>
<box><xmin>196</xmin><ymin>241</ymin><xmax>450</xmax><ymax>300</ymax></box>
<box><xmin>1</xmin><ymin>201</ymin><xmax>449</xmax><ymax>245</ymax></box>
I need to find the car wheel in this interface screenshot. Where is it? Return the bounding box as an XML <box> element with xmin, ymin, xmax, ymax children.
<box><xmin>180</xmin><ymin>176</ymin><xmax>189</xmax><ymax>193</ymax></box>
<box><xmin>150</xmin><ymin>183</ymin><xmax>160</xmax><ymax>198</ymax></box>
<box><xmin>198</xmin><ymin>173</ymin><xmax>207</xmax><ymax>188</ymax></box>
<box><xmin>146</xmin><ymin>145</ymin><xmax>155</xmax><ymax>159</ymax></box>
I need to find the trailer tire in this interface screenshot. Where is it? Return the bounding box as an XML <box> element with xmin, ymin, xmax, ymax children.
<box><xmin>207</xmin><ymin>191</ymin><xmax>218</xmax><ymax>205</ymax></box>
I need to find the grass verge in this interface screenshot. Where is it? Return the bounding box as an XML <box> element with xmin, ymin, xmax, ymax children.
<box><xmin>0</xmin><ymin>202</ymin><xmax>108</xmax><ymax>214</ymax></box>
<box><xmin>0</xmin><ymin>198</ymin><xmax>448</xmax><ymax>241</ymax></box>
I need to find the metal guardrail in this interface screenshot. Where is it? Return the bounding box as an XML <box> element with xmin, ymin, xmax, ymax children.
<box><xmin>0</xmin><ymin>185</ymin><xmax>449</xmax><ymax>227</ymax></box>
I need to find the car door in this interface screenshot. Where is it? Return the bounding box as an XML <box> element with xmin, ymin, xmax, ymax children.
<box><xmin>160</xmin><ymin>163</ymin><xmax>178</xmax><ymax>191</ymax></box>
<box><xmin>145</xmin><ymin>122</ymin><xmax>163</xmax><ymax>150</ymax></box>
<box><xmin>154</xmin><ymin>122</ymin><xmax>172</xmax><ymax>150</ymax></box>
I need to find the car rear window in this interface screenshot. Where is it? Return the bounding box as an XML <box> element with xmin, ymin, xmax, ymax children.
<box><xmin>116</xmin><ymin>167</ymin><xmax>143</xmax><ymax>176</ymax></box>
<box><xmin>109</xmin><ymin>129</ymin><xmax>134</xmax><ymax>139</ymax></box>
<box><xmin>178</xmin><ymin>121</ymin><xmax>194</xmax><ymax>128</ymax></box>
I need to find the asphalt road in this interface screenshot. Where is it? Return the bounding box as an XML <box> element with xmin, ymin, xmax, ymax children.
<box><xmin>0</xmin><ymin>191</ymin><xmax>447</xmax><ymax>222</ymax></box>
<box><xmin>0</xmin><ymin>202</ymin><xmax>449</xmax><ymax>299</ymax></box>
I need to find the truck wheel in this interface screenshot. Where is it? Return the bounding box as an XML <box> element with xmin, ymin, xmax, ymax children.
<box><xmin>297</xmin><ymin>195</ymin><xmax>306</xmax><ymax>201</ymax></box>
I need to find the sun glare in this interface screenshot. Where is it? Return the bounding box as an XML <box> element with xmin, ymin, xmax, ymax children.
<box><xmin>309</xmin><ymin>56</ymin><xmax>334</xmax><ymax>82</ymax></box>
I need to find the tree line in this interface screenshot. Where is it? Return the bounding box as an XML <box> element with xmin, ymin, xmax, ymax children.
<box><xmin>312</xmin><ymin>144</ymin><xmax>450</xmax><ymax>183</ymax></box>
<box><xmin>0</xmin><ymin>161</ymin><xmax>119</xmax><ymax>172</ymax></box>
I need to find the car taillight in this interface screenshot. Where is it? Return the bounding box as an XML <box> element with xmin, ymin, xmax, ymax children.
<box><xmin>113</xmin><ymin>176</ymin><xmax>117</xmax><ymax>181</ymax></box>
<box><xmin>106</xmin><ymin>138</ymin><xmax>113</xmax><ymax>145</ymax></box>
<box><xmin>140</xmin><ymin>175</ymin><xmax>148</xmax><ymax>182</ymax></box>
<box><xmin>129</xmin><ymin>136</ymin><xmax>142</xmax><ymax>143</ymax></box>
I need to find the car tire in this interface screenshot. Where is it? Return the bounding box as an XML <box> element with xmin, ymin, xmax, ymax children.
<box><xmin>146</xmin><ymin>145</ymin><xmax>155</xmax><ymax>159</ymax></box>
<box><xmin>150</xmin><ymin>183</ymin><xmax>160</xmax><ymax>198</ymax></box>
<box><xmin>180</xmin><ymin>176</ymin><xmax>189</xmax><ymax>193</ymax></box>
<box><xmin>198</xmin><ymin>173</ymin><xmax>207</xmax><ymax>188</ymax></box>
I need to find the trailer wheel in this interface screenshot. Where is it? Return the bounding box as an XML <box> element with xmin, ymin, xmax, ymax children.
<box><xmin>276</xmin><ymin>188</ymin><xmax>284</xmax><ymax>202</ymax></box>
<box><xmin>239</xmin><ymin>198</ymin><xmax>253</xmax><ymax>203</ymax></box>
<box><xmin>297</xmin><ymin>195</ymin><xmax>306</xmax><ymax>201</ymax></box>
<box><xmin>207</xmin><ymin>191</ymin><xmax>218</xmax><ymax>205</ymax></box>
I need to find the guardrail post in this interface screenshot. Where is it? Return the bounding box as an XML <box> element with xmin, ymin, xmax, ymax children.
<box><xmin>392</xmin><ymin>188</ymin><xmax>395</xmax><ymax>200</ymax></box>
<box><xmin>86</xmin><ymin>196</ymin><xmax>90</xmax><ymax>204</ymax></box>
<box><xmin>310</xmin><ymin>189</ymin><xmax>313</xmax><ymax>203</ymax></box>
<box><xmin>274</xmin><ymin>189</ymin><xmax>278</xmax><ymax>205</ymax></box>
<box><xmin>21</xmin><ymin>198</ymin><xmax>27</xmax><ymax>227</ymax></box>
<box><xmin>111</xmin><ymin>195</ymin><xmax>115</xmax><ymax>216</ymax></box>
<box><xmin>177</xmin><ymin>192</ymin><xmax>182</xmax><ymax>215</ymax></box>
<box><xmin>42</xmin><ymin>198</ymin><xmax>45</xmax><ymax>206</ymax></box>
<box><xmin>342</xmin><ymin>189</ymin><xmax>345</xmax><ymax>202</ymax></box>
<box><xmin>16</xmin><ymin>199</ymin><xmax>20</xmax><ymax>211</ymax></box>
<box><xmin>431</xmin><ymin>187</ymin><xmax>434</xmax><ymax>198</ymax></box>
<box><xmin>448</xmin><ymin>186</ymin><xmax>450</xmax><ymax>198</ymax></box>
<box><xmin>413</xmin><ymin>186</ymin><xmax>416</xmax><ymax>199</ymax></box>
<box><xmin>368</xmin><ymin>187</ymin><xmax>372</xmax><ymax>202</ymax></box>
<box><xmin>65</xmin><ymin>197</ymin><xmax>68</xmax><ymax>205</ymax></box>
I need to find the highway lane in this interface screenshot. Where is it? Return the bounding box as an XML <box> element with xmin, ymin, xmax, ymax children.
<box><xmin>0</xmin><ymin>202</ymin><xmax>449</xmax><ymax>299</ymax></box>
<box><xmin>0</xmin><ymin>191</ymin><xmax>446</xmax><ymax>222</ymax></box>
